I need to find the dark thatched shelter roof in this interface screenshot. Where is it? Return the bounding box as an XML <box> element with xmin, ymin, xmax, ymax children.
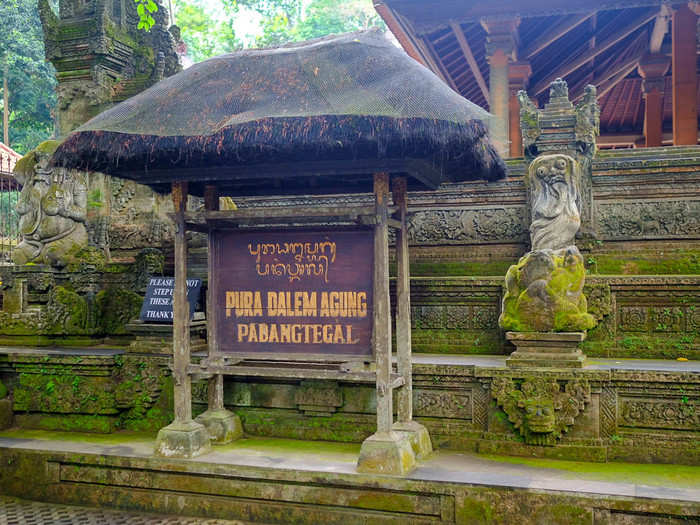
<box><xmin>52</xmin><ymin>30</ymin><xmax>505</xmax><ymax>196</ymax></box>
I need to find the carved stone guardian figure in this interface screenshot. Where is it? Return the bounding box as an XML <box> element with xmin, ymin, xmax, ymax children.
<box><xmin>528</xmin><ymin>154</ymin><xmax>581</xmax><ymax>251</ymax></box>
<box><xmin>498</xmin><ymin>79</ymin><xmax>597</xmax><ymax>368</ymax></box>
<box><xmin>12</xmin><ymin>141</ymin><xmax>88</xmax><ymax>266</ymax></box>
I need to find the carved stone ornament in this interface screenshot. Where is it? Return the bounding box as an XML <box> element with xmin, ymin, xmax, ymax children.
<box><xmin>528</xmin><ymin>153</ymin><xmax>581</xmax><ymax>251</ymax></box>
<box><xmin>498</xmin><ymin>246</ymin><xmax>596</xmax><ymax>332</ymax></box>
<box><xmin>491</xmin><ymin>376</ymin><xmax>590</xmax><ymax>445</ymax></box>
<box><xmin>518</xmin><ymin>90</ymin><xmax>540</xmax><ymax>157</ymax></box>
<box><xmin>13</xmin><ymin>142</ymin><xmax>88</xmax><ymax>266</ymax></box>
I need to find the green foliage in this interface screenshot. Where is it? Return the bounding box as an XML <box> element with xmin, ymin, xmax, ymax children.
<box><xmin>252</xmin><ymin>0</ymin><xmax>385</xmax><ymax>47</ymax></box>
<box><xmin>176</xmin><ymin>0</ymin><xmax>384</xmax><ymax>63</ymax></box>
<box><xmin>0</xmin><ymin>0</ymin><xmax>57</xmax><ymax>153</ymax></box>
<box><xmin>0</xmin><ymin>191</ymin><xmax>19</xmax><ymax>239</ymax></box>
<box><xmin>134</xmin><ymin>0</ymin><xmax>158</xmax><ymax>31</ymax></box>
<box><xmin>175</xmin><ymin>0</ymin><xmax>242</xmax><ymax>63</ymax></box>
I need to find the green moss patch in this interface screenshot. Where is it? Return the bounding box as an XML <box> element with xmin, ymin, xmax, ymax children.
<box><xmin>477</xmin><ymin>453</ymin><xmax>700</xmax><ymax>489</ymax></box>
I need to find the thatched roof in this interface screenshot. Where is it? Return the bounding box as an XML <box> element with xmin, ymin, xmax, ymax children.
<box><xmin>52</xmin><ymin>30</ymin><xmax>505</xmax><ymax>196</ymax></box>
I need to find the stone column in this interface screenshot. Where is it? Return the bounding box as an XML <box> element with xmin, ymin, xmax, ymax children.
<box><xmin>671</xmin><ymin>3</ymin><xmax>698</xmax><ymax>145</ymax></box>
<box><xmin>508</xmin><ymin>62</ymin><xmax>532</xmax><ymax>157</ymax></box>
<box><xmin>638</xmin><ymin>56</ymin><xmax>670</xmax><ymax>148</ymax></box>
<box><xmin>484</xmin><ymin>19</ymin><xmax>519</xmax><ymax>156</ymax></box>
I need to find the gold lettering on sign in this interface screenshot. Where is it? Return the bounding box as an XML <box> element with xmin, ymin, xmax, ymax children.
<box><xmin>235</xmin><ymin>323</ymin><xmax>359</xmax><ymax>345</ymax></box>
<box><xmin>249</xmin><ymin>240</ymin><xmax>337</xmax><ymax>283</ymax></box>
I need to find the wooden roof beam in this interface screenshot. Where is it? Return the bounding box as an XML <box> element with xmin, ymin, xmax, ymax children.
<box><xmin>649</xmin><ymin>4</ymin><xmax>671</xmax><ymax>53</ymax></box>
<box><xmin>373</xmin><ymin>2</ymin><xmax>428</xmax><ymax>66</ymax></box>
<box><xmin>449</xmin><ymin>22</ymin><xmax>490</xmax><ymax>105</ymax></box>
<box><xmin>374</xmin><ymin>3</ymin><xmax>459</xmax><ymax>91</ymax></box>
<box><xmin>531</xmin><ymin>8</ymin><xmax>658</xmax><ymax>95</ymax></box>
<box><xmin>598</xmin><ymin>61</ymin><xmax>642</xmax><ymax>99</ymax></box>
<box><xmin>419</xmin><ymin>36</ymin><xmax>461</xmax><ymax>92</ymax></box>
<box><xmin>522</xmin><ymin>12</ymin><xmax>596</xmax><ymax>59</ymax></box>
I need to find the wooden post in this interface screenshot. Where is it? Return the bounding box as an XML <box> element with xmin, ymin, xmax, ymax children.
<box><xmin>204</xmin><ymin>184</ymin><xmax>224</xmax><ymax>411</ymax></box>
<box><xmin>392</xmin><ymin>178</ymin><xmax>412</xmax><ymax>424</ymax></box>
<box><xmin>639</xmin><ymin>56</ymin><xmax>669</xmax><ymax>148</ymax></box>
<box><xmin>194</xmin><ymin>184</ymin><xmax>243</xmax><ymax>444</ymax></box>
<box><xmin>154</xmin><ymin>182</ymin><xmax>210</xmax><ymax>458</ymax></box>
<box><xmin>390</xmin><ymin>178</ymin><xmax>432</xmax><ymax>459</ymax></box>
<box><xmin>671</xmin><ymin>4</ymin><xmax>698</xmax><ymax>145</ymax></box>
<box><xmin>484</xmin><ymin>18</ymin><xmax>519</xmax><ymax>156</ymax></box>
<box><xmin>373</xmin><ymin>172</ymin><xmax>392</xmax><ymax>434</ymax></box>
<box><xmin>508</xmin><ymin>62</ymin><xmax>532</xmax><ymax>158</ymax></box>
<box><xmin>172</xmin><ymin>181</ymin><xmax>192</xmax><ymax>423</ymax></box>
<box><xmin>357</xmin><ymin>173</ymin><xmax>417</xmax><ymax>475</ymax></box>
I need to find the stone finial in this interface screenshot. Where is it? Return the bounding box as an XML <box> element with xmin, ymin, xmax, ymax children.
<box><xmin>549</xmin><ymin>77</ymin><xmax>569</xmax><ymax>101</ymax></box>
<box><xmin>518</xmin><ymin>79</ymin><xmax>600</xmax><ymax>160</ymax></box>
<box><xmin>518</xmin><ymin>90</ymin><xmax>540</xmax><ymax>157</ymax></box>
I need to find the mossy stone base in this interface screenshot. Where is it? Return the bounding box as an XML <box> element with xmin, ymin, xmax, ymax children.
<box><xmin>392</xmin><ymin>420</ymin><xmax>432</xmax><ymax>459</ymax></box>
<box><xmin>506</xmin><ymin>331</ymin><xmax>587</xmax><ymax>368</ymax></box>
<box><xmin>356</xmin><ymin>431</ymin><xmax>416</xmax><ymax>476</ymax></box>
<box><xmin>0</xmin><ymin>399</ymin><xmax>13</xmax><ymax>430</ymax></box>
<box><xmin>154</xmin><ymin>419</ymin><xmax>211</xmax><ymax>459</ymax></box>
<box><xmin>195</xmin><ymin>408</ymin><xmax>243</xmax><ymax>445</ymax></box>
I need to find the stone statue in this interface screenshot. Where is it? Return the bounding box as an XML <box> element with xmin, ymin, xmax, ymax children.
<box><xmin>575</xmin><ymin>84</ymin><xmax>600</xmax><ymax>158</ymax></box>
<box><xmin>13</xmin><ymin>141</ymin><xmax>88</xmax><ymax>266</ymax></box>
<box><xmin>528</xmin><ymin>154</ymin><xmax>581</xmax><ymax>251</ymax></box>
<box><xmin>518</xmin><ymin>90</ymin><xmax>540</xmax><ymax>157</ymax></box>
<box><xmin>499</xmin><ymin>245</ymin><xmax>596</xmax><ymax>332</ymax></box>
<box><xmin>500</xmin><ymin>79</ymin><xmax>598</xmax><ymax>336</ymax></box>
<box><xmin>549</xmin><ymin>78</ymin><xmax>569</xmax><ymax>101</ymax></box>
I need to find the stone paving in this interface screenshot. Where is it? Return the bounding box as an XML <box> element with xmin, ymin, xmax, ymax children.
<box><xmin>0</xmin><ymin>495</ymin><xmax>248</xmax><ymax>524</ymax></box>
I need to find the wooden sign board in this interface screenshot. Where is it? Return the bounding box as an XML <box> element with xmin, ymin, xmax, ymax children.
<box><xmin>139</xmin><ymin>277</ymin><xmax>202</xmax><ymax>323</ymax></box>
<box><xmin>212</xmin><ymin>229</ymin><xmax>373</xmax><ymax>357</ymax></box>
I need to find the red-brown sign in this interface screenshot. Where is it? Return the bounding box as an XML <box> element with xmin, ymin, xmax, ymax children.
<box><xmin>212</xmin><ymin>229</ymin><xmax>373</xmax><ymax>356</ymax></box>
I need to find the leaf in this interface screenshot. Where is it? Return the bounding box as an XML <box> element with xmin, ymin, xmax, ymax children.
<box><xmin>147</xmin><ymin>0</ymin><xmax>157</xmax><ymax>13</ymax></box>
<box><xmin>137</xmin><ymin>3</ymin><xmax>145</xmax><ymax>17</ymax></box>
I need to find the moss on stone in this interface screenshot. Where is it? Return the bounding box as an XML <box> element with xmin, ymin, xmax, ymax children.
<box><xmin>405</xmin><ymin>261</ymin><xmax>515</xmax><ymax>277</ymax></box>
<box><xmin>582</xmin><ymin>333</ymin><xmax>699</xmax><ymax>360</ymax></box>
<box><xmin>96</xmin><ymin>286</ymin><xmax>142</xmax><ymax>335</ymax></box>
<box><xmin>591</xmin><ymin>250</ymin><xmax>700</xmax><ymax>275</ymax></box>
<box><xmin>64</xmin><ymin>246</ymin><xmax>107</xmax><ymax>272</ymax></box>
<box><xmin>499</xmin><ymin>248</ymin><xmax>596</xmax><ymax>332</ymax></box>
<box><xmin>14</xmin><ymin>414</ymin><xmax>115</xmax><ymax>434</ymax></box>
<box><xmin>13</xmin><ymin>140</ymin><xmax>60</xmax><ymax>177</ymax></box>
<box><xmin>47</xmin><ymin>286</ymin><xmax>89</xmax><ymax>335</ymax></box>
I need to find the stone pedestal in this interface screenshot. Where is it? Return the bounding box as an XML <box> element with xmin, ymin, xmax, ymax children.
<box><xmin>506</xmin><ymin>332</ymin><xmax>586</xmax><ymax>368</ymax></box>
<box><xmin>357</xmin><ymin>431</ymin><xmax>416</xmax><ymax>476</ymax></box>
<box><xmin>154</xmin><ymin>419</ymin><xmax>211</xmax><ymax>459</ymax></box>
<box><xmin>195</xmin><ymin>408</ymin><xmax>243</xmax><ymax>445</ymax></box>
<box><xmin>392</xmin><ymin>420</ymin><xmax>432</xmax><ymax>459</ymax></box>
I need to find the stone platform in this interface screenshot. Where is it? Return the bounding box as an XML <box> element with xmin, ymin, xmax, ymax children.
<box><xmin>0</xmin><ymin>346</ymin><xmax>698</xmax><ymax>465</ymax></box>
<box><xmin>0</xmin><ymin>430</ymin><xmax>696</xmax><ymax>524</ymax></box>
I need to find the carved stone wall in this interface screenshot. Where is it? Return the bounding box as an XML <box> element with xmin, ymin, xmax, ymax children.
<box><xmin>228</xmin><ymin>147</ymin><xmax>699</xmax><ymax>265</ymax></box>
<box><xmin>185</xmin><ymin>362</ymin><xmax>700</xmax><ymax>465</ymax></box>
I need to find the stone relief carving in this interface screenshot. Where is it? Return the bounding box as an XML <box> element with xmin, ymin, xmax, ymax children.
<box><xmin>413</xmin><ymin>390</ymin><xmax>471</xmax><ymax>419</ymax></box>
<box><xmin>596</xmin><ymin>200</ymin><xmax>700</xmax><ymax>239</ymax></box>
<box><xmin>528</xmin><ymin>154</ymin><xmax>582</xmax><ymax>251</ymax></box>
<box><xmin>491</xmin><ymin>376</ymin><xmax>591</xmax><ymax>445</ymax></box>
<box><xmin>13</xmin><ymin>144</ymin><xmax>88</xmax><ymax>266</ymax></box>
<box><xmin>620</xmin><ymin>398</ymin><xmax>698</xmax><ymax>430</ymax></box>
<box><xmin>412</xmin><ymin>305</ymin><xmax>499</xmax><ymax>330</ymax></box>
<box><xmin>406</xmin><ymin>207</ymin><xmax>528</xmax><ymax>245</ymax></box>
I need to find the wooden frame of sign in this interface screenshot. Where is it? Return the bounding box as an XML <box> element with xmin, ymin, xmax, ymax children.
<box><xmin>162</xmin><ymin>173</ymin><xmax>430</xmax><ymax>474</ymax></box>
